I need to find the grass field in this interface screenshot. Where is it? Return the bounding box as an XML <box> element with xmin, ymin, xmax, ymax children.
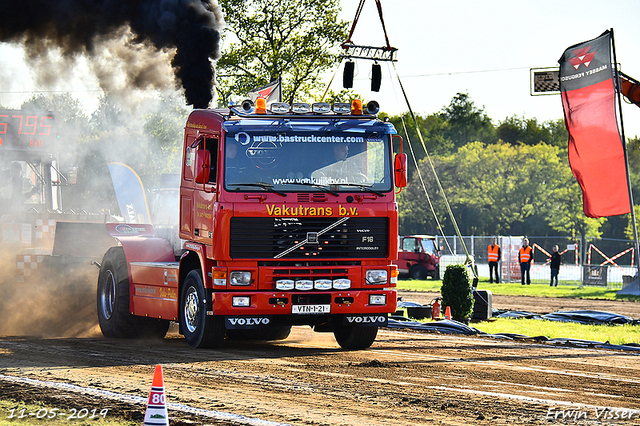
<box><xmin>472</xmin><ymin>318</ymin><xmax>640</xmax><ymax>345</ymax></box>
<box><xmin>398</xmin><ymin>278</ymin><xmax>640</xmax><ymax>301</ymax></box>
<box><xmin>397</xmin><ymin>277</ymin><xmax>640</xmax><ymax>345</ymax></box>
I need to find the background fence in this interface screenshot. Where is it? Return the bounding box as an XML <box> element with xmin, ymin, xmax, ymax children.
<box><xmin>434</xmin><ymin>235</ymin><xmax>637</xmax><ymax>288</ymax></box>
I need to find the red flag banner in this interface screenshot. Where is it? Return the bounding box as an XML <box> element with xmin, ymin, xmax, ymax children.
<box><xmin>559</xmin><ymin>30</ymin><xmax>631</xmax><ymax>218</ymax></box>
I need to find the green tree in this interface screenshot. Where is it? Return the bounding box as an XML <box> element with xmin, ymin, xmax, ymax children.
<box><xmin>437</xmin><ymin>92</ymin><xmax>496</xmax><ymax>150</ymax></box>
<box><xmin>216</xmin><ymin>0</ymin><xmax>348</xmax><ymax>104</ymax></box>
<box><xmin>497</xmin><ymin>115</ymin><xmax>568</xmax><ymax>147</ymax></box>
<box><xmin>398</xmin><ymin>141</ymin><xmax>604</xmax><ymax>238</ymax></box>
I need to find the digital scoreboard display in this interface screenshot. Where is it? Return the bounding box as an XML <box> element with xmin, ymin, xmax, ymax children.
<box><xmin>0</xmin><ymin>109</ymin><xmax>56</xmax><ymax>148</ymax></box>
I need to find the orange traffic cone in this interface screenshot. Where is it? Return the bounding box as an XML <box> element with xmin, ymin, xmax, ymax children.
<box><xmin>143</xmin><ymin>365</ymin><xmax>169</xmax><ymax>426</ymax></box>
<box><xmin>444</xmin><ymin>306</ymin><xmax>451</xmax><ymax>320</ymax></box>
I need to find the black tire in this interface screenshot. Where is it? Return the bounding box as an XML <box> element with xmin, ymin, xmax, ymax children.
<box><xmin>97</xmin><ymin>247</ymin><xmax>169</xmax><ymax>339</ymax></box>
<box><xmin>433</xmin><ymin>266</ymin><xmax>441</xmax><ymax>280</ymax></box>
<box><xmin>180</xmin><ymin>270</ymin><xmax>225</xmax><ymax>348</ymax></box>
<box><xmin>409</xmin><ymin>265</ymin><xmax>428</xmax><ymax>280</ymax></box>
<box><xmin>334</xmin><ymin>326</ymin><xmax>378</xmax><ymax>350</ymax></box>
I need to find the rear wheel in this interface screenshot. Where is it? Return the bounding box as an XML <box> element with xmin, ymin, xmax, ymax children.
<box><xmin>180</xmin><ymin>270</ymin><xmax>225</xmax><ymax>348</ymax></box>
<box><xmin>334</xmin><ymin>326</ymin><xmax>378</xmax><ymax>350</ymax></box>
<box><xmin>97</xmin><ymin>247</ymin><xmax>169</xmax><ymax>339</ymax></box>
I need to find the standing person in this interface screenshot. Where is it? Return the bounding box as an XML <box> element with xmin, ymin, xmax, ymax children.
<box><xmin>550</xmin><ymin>245</ymin><xmax>561</xmax><ymax>287</ymax></box>
<box><xmin>487</xmin><ymin>238</ymin><xmax>501</xmax><ymax>283</ymax></box>
<box><xmin>518</xmin><ymin>238</ymin><xmax>533</xmax><ymax>285</ymax></box>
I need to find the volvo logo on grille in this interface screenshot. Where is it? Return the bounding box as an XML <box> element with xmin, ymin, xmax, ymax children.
<box><xmin>226</xmin><ymin>316</ymin><xmax>271</xmax><ymax>329</ymax></box>
<box><xmin>344</xmin><ymin>315</ymin><xmax>388</xmax><ymax>326</ymax></box>
<box><xmin>307</xmin><ymin>232</ymin><xmax>319</xmax><ymax>244</ymax></box>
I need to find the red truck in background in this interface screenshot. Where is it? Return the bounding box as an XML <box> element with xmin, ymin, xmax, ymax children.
<box><xmin>393</xmin><ymin>235</ymin><xmax>440</xmax><ymax>280</ymax></box>
<box><xmin>96</xmin><ymin>99</ymin><xmax>407</xmax><ymax>350</ymax></box>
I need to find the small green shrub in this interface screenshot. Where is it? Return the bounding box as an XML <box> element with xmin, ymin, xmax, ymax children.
<box><xmin>441</xmin><ymin>264</ymin><xmax>474</xmax><ymax>320</ymax></box>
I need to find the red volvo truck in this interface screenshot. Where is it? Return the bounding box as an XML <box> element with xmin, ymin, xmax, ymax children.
<box><xmin>96</xmin><ymin>99</ymin><xmax>407</xmax><ymax>349</ymax></box>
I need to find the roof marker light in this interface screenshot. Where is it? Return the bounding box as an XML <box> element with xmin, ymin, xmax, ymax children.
<box><xmin>351</xmin><ymin>99</ymin><xmax>363</xmax><ymax>115</ymax></box>
<box><xmin>255</xmin><ymin>98</ymin><xmax>267</xmax><ymax>114</ymax></box>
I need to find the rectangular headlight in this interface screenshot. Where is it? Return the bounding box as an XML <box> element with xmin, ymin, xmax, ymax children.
<box><xmin>292</xmin><ymin>103</ymin><xmax>311</xmax><ymax>113</ymax></box>
<box><xmin>275</xmin><ymin>279</ymin><xmax>294</xmax><ymax>291</ymax></box>
<box><xmin>369</xmin><ymin>294</ymin><xmax>387</xmax><ymax>305</ymax></box>
<box><xmin>314</xmin><ymin>279</ymin><xmax>332</xmax><ymax>290</ymax></box>
<box><xmin>232</xmin><ymin>296</ymin><xmax>251</xmax><ymax>307</ymax></box>
<box><xmin>295</xmin><ymin>279</ymin><xmax>314</xmax><ymax>291</ymax></box>
<box><xmin>333</xmin><ymin>102</ymin><xmax>351</xmax><ymax>114</ymax></box>
<box><xmin>229</xmin><ymin>271</ymin><xmax>252</xmax><ymax>285</ymax></box>
<box><xmin>312</xmin><ymin>102</ymin><xmax>331</xmax><ymax>113</ymax></box>
<box><xmin>332</xmin><ymin>278</ymin><xmax>351</xmax><ymax>290</ymax></box>
<box><xmin>365</xmin><ymin>270</ymin><xmax>388</xmax><ymax>285</ymax></box>
<box><xmin>270</xmin><ymin>102</ymin><xmax>290</xmax><ymax>114</ymax></box>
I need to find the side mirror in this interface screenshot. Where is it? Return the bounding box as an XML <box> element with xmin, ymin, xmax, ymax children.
<box><xmin>394</xmin><ymin>152</ymin><xmax>407</xmax><ymax>188</ymax></box>
<box><xmin>195</xmin><ymin>149</ymin><xmax>211</xmax><ymax>184</ymax></box>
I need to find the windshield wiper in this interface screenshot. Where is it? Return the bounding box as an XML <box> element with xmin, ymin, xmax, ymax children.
<box><xmin>339</xmin><ymin>183</ymin><xmax>385</xmax><ymax>197</ymax></box>
<box><xmin>284</xmin><ymin>182</ymin><xmax>339</xmax><ymax>196</ymax></box>
<box><xmin>227</xmin><ymin>182</ymin><xmax>287</xmax><ymax>197</ymax></box>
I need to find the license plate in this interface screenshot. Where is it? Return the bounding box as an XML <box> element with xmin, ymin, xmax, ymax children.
<box><xmin>292</xmin><ymin>304</ymin><xmax>331</xmax><ymax>314</ymax></box>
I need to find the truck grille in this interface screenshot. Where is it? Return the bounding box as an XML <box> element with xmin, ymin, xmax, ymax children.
<box><xmin>230</xmin><ymin>217</ymin><xmax>388</xmax><ymax>259</ymax></box>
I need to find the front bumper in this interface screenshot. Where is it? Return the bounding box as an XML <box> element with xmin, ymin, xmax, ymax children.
<box><xmin>207</xmin><ymin>288</ymin><xmax>397</xmax><ymax>317</ymax></box>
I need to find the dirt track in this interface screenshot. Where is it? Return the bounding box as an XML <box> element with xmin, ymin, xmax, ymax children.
<box><xmin>1</xmin><ymin>293</ymin><xmax>640</xmax><ymax>425</ymax></box>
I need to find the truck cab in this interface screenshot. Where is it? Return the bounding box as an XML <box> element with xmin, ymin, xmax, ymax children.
<box><xmin>394</xmin><ymin>235</ymin><xmax>440</xmax><ymax>280</ymax></box>
<box><xmin>96</xmin><ymin>99</ymin><xmax>408</xmax><ymax>350</ymax></box>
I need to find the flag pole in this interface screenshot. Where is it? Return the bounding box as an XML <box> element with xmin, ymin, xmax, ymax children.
<box><xmin>611</xmin><ymin>28</ymin><xmax>640</xmax><ymax>277</ymax></box>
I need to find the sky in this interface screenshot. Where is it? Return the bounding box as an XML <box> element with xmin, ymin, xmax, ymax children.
<box><xmin>1</xmin><ymin>0</ymin><xmax>639</xmax><ymax>137</ymax></box>
<box><xmin>335</xmin><ymin>0</ymin><xmax>640</xmax><ymax>137</ymax></box>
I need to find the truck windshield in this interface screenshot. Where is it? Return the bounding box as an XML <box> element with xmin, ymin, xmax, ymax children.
<box><xmin>421</xmin><ymin>239</ymin><xmax>437</xmax><ymax>255</ymax></box>
<box><xmin>223</xmin><ymin>131</ymin><xmax>392</xmax><ymax>193</ymax></box>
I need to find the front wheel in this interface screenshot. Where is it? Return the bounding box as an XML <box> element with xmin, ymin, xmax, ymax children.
<box><xmin>180</xmin><ymin>270</ymin><xmax>225</xmax><ymax>348</ymax></box>
<box><xmin>334</xmin><ymin>326</ymin><xmax>378</xmax><ymax>350</ymax></box>
<box><xmin>409</xmin><ymin>265</ymin><xmax>427</xmax><ymax>280</ymax></box>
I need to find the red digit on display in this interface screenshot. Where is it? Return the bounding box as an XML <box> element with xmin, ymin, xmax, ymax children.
<box><xmin>24</xmin><ymin>116</ymin><xmax>37</xmax><ymax>135</ymax></box>
<box><xmin>12</xmin><ymin>115</ymin><xmax>23</xmax><ymax>134</ymax></box>
<box><xmin>0</xmin><ymin>115</ymin><xmax>7</xmax><ymax>134</ymax></box>
<box><xmin>39</xmin><ymin>116</ymin><xmax>52</xmax><ymax>135</ymax></box>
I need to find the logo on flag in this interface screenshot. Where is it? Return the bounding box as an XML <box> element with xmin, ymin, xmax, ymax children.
<box><xmin>567</xmin><ymin>46</ymin><xmax>596</xmax><ymax>70</ymax></box>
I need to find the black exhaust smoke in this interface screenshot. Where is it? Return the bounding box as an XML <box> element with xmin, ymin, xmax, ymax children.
<box><xmin>0</xmin><ymin>0</ymin><xmax>224</xmax><ymax>108</ymax></box>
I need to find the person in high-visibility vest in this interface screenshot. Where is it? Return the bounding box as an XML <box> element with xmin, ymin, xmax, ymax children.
<box><xmin>487</xmin><ymin>238</ymin><xmax>501</xmax><ymax>283</ymax></box>
<box><xmin>518</xmin><ymin>238</ymin><xmax>533</xmax><ymax>285</ymax></box>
